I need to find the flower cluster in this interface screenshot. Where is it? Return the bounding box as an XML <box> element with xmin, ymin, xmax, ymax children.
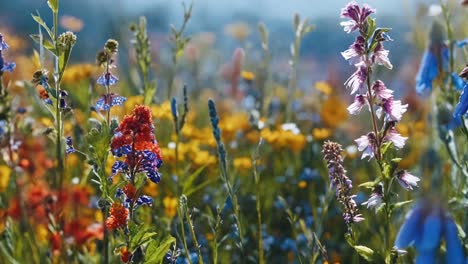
<box><xmin>341</xmin><ymin>2</ymin><xmax>410</xmax><ymax>163</ymax></box>
<box><xmin>0</xmin><ymin>33</ymin><xmax>16</xmax><ymax>74</ymax></box>
<box><xmin>322</xmin><ymin>141</ymin><xmax>363</xmax><ymax>226</ymax></box>
<box><xmin>95</xmin><ymin>39</ymin><xmax>126</xmax><ymax>111</ymax></box>
<box><xmin>395</xmin><ymin>199</ymin><xmax>464</xmax><ymax>263</ymax></box>
<box><xmin>110</xmin><ymin>105</ymin><xmax>163</xmax><ymax>184</ymax></box>
<box><xmin>115</xmin><ymin>183</ymin><xmax>154</xmax><ymax>208</ymax></box>
<box><xmin>105</xmin><ymin>202</ymin><xmax>129</xmax><ymax>230</ymax></box>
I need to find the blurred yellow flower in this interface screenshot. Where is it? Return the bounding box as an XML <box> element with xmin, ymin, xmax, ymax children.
<box><xmin>320</xmin><ymin>96</ymin><xmax>348</xmax><ymax>128</ymax></box>
<box><xmin>163</xmin><ymin>196</ymin><xmax>178</xmax><ymax>218</ymax></box>
<box><xmin>312</xmin><ymin>128</ymin><xmax>332</xmax><ymax>140</ymax></box>
<box><xmin>241</xmin><ymin>71</ymin><xmax>255</xmax><ymax>81</ymax></box>
<box><xmin>0</xmin><ymin>165</ymin><xmax>11</xmax><ymax>192</ymax></box>
<box><xmin>61</xmin><ymin>63</ymin><xmax>97</xmax><ymax>85</ymax></box>
<box><xmin>233</xmin><ymin>157</ymin><xmax>252</xmax><ymax>171</ymax></box>
<box><xmin>151</xmin><ymin>101</ymin><xmax>172</xmax><ymax>121</ymax></box>
<box><xmin>315</xmin><ymin>81</ymin><xmax>333</xmax><ymax>95</ymax></box>
<box><xmin>298</xmin><ymin>180</ymin><xmax>307</xmax><ymax>189</ymax></box>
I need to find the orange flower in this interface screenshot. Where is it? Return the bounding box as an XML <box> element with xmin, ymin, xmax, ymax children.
<box><xmin>122</xmin><ymin>183</ymin><xmax>137</xmax><ymax>201</ymax></box>
<box><xmin>120</xmin><ymin>247</ymin><xmax>132</xmax><ymax>263</ymax></box>
<box><xmin>105</xmin><ymin>203</ymin><xmax>128</xmax><ymax>230</ymax></box>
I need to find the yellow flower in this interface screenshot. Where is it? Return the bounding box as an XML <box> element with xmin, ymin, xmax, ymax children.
<box><xmin>61</xmin><ymin>63</ymin><xmax>97</xmax><ymax>85</ymax></box>
<box><xmin>233</xmin><ymin>157</ymin><xmax>252</xmax><ymax>171</ymax></box>
<box><xmin>312</xmin><ymin>128</ymin><xmax>332</xmax><ymax>140</ymax></box>
<box><xmin>298</xmin><ymin>180</ymin><xmax>307</xmax><ymax>189</ymax></box>
<box><xmin>320</xmin><ymin>96</ymin><xmax>348</xmax><ymax>128</ymax></box>
<box><xmin>151</xmin><ymin>101</ymin><xmax>172</xmax><ymax>121</ymax></box>
<box><xmin>163</xmin><ymin>196</ymin><xmax>178</xmax><ymax>218</ymax></box>
<box><xmin>0</xmin><ymin>165</ymin><xmax>11</xmax><ymax>192</ymax></box>
<box><xmin>241</xmin><ymin>71</ymin><xmax>255</xmax><ymax>81</ymax></box>
<box><xmin>315</xmin><ymin>81</ymin><xmax>333</xmax><ymax>95</ymax></box>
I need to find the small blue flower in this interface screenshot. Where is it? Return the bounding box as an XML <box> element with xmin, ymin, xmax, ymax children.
<box><xmin>65</xmin><ymin>136</ymin><xmax>75</xmax><ymax>155</ymax></box>
<box><xmin>97</xmin><ymin>72</ymin><xmax>119</xmax><ymax>86</ymax></box>
<box><xmin>452</xmin><ymin>73</ymin><xmax>467</xmax><ymax>91</ymax></box>
<box><xmin>395</xmin><ymin>199</ymin><xmax>465</xmax><ymax>264</ymax></box>
<box><xmin>0</xmin><ymin>33</ymin><xmax>8</xmax><ymax>51</ymax></box>
<box><xmin>454</xmin><ymin>83</ymin><xmax>468</xmax><ymax>119</ymax></box>
<box><xmin>95</xmin><ymin>94</ymin><xmax>127</xmax><ymax>111</ymax></box>
<box><xmin>136</xmin><ymin>195</ymin><xmax>153</xmax><ymax>206</ymax></box>
<box><xmin>0</xmin><ymin>120</ymin><xmax>7</xmax><ymax>137</ymax></box>
<box><xmin>456</xmin><ymin>38</ymin><xmax>468</xmax><ymax>48</ymax></box>
<box><xmin>1</xmin><ymin>62</ymin><xmax>16</xmax><ymax>73</ymax></box>
<box><xmin>415</xmin><ymin>45</ymin><xmax>449</xmax><ymax>94</ymax></box>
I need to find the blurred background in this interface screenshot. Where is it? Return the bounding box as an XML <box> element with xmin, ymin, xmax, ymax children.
<box><xmin>0</xmin><ymin>0</ymin><xmax>464</xmax><ymax>98</ymax></box>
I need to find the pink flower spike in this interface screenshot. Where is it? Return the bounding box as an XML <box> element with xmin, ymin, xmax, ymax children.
<box><xmin>347</xmin><ymin>94</ymin><xmax>368</xmax><ymax>115</ymax></box>
<box><xmin>384</xmin><ymin>129</ymin><xmax>407</xmax><ymax>149</ymax></box>
<box><xmin>372</xmin><ymin>80</ymin><xmax>393</xmax><ymax>100</ymax></box>
<box><xmin>344</xmin><ymin>63</ymin><xmax>367</xmax><ymax>94</ymax></box>
<box><xmin>396</xmin><ymin>170</ymin><xmax>420</xmax><ymax>191</ymax></box>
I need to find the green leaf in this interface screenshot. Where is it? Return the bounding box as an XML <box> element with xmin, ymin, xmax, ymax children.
<box><xmin>354</xmin><ymin>245</ymin><xmax>376</xmax><ymax>262</ymax></box>
<box><xmin>392</xmin><ymin>200</ymin><xmax>413</xmax><ymax>210</ymax></box>
<box><xmin>30</xmin><ymin>34</ymin><xmax>56</xmax><ymax>55</ymax></box>
<box><xmin>182</xmin><ymin>166</ymin><xmax>206</xmax><ymax>194</ymax></box>
<box><xmin>185</xmin><ymin>179</ymin><xmax>216</xmax><ymax>197</ymax></box>
<box><xmin>47</xmin><ymin>0</ymin><xmax>59</xmax><ymax>13</ymax></box>
<box><xmin>358</xmin><ymin>180</ymin><xmax>379</xmax><ymax>189</ymax></box>
<box><xmin>143</xmin><ymin>80</ymin><xmax>157</xmax><ymax>105</ymax></box>
<box><xmin>128</xmin><ymin>222</ymin><xmax>157</xmax><ymax>251</ymax></box>
<box><xmin>144</xmin><ymin>234</ymin><xmax>176</xmax><ymax>264</ymax></box>
<box><xmin>366</xmin><ymin>17</ymin><xmax>376</xmax><ymax>40</ymax></box>
<box><xmin>344</xmin><ymin>233</ymin><xmax>354</xmax><ymax>247</ymax></box>
<box><xmin>59</xmin><ymin>44</ymin><xmax>74</xmax><ymax>77</ymax></box>
<box><xmin>31</xmin><ymin>14</ymin><xmax>54</xmax><ymax>40</ymax></box>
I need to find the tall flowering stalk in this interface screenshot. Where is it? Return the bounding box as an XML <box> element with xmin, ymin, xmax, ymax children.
<box><xmin>322</xmin><ymin>141</ymin><xmax>363</xmax><ymax>234</ymax></box>
<box><xmin>107</xmin><ymin>105</ymin><xmax>163</xmax><ymax>262</ymax></box>
<box><xmin>95</xmin><ymin>39</ymin><xmax>126</xmax><ymax>126</ymax></box>
<box><xmin>339</xmin><ymin>2</ymin><xmax>418</xmax><ymax>262</ymax></box>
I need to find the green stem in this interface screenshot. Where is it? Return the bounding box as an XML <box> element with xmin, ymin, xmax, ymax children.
<box><xmin>182</xmin><ymin>202</ymin><xmax>203</xmax><ymax>264</ymax></box>
<box><xmin>253</xmin><ymin>143</ymin><xmax>264</xmax><ymax>264</ymax></box>
<box><xmin>177</xmin><ymin>205</ymin><xmax>192</xmax><ymax>264</ymax></box>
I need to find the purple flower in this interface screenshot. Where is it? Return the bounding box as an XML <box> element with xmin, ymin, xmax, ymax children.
<box><xmin>396</xmin><ymin>170</ymin><xmax>420</xmax><ymax>191</ymax></box>
<box><xmin>0</xmin><ymin>34</ymin><xmax>8</xmax><ymax>51</ymax></box>
<box><xmin>344</xmin><ymin>63</ymin><xmax>367</xmax><ymax>94</ymax></box>
<box><xmin>362</xmin><ymin>184</ymin><xmax>383</xmax><ymax>211</ymax></box>
<box><xmin>395</xmin><ymin>199</ymin><xmax>464</xmax><ymax>263</ymax></box>
<box><xmin>372</xmin><ymin>42</ymin><xmax>393</xmax><ymax>70</ymax></box>
<box><xmin>383</xmin><ymin>129</ymin><xmax>407</xmax><ymax>149</ymax></box>
<box><xmin>355</xmin><ymin>132</ymin><xmax>377</xmax><ymax>160</ymax></box>
<box><xmin>340</xmin><ymin>1</ymin><xmax>375</xmax><ymax>33</ymax></box>
<box><xmin>95</xmin><ymin>93</ymin><xmax>127</xmax><ymax>111</ymax></box>
<box><xmin>323</xmin><ymin>141</ymin><xmax>364</xmax><ymax>226</ymax></box>
<box><xmin>372</xmin><ymin>80</ymin><xmax>393</xmax><ymax>100</ymax></box>
<box><xmin>1</xmin><ymin>62</ymin><xmax>16</xmax><ymax>73</ymax></box>
<box><xmin>97</xmin><ymin>72</ymin><xmax>119</xmax><ymax>86</ymax></box>
<box><xmin>66</xmin><ymin>136</ymin><xmax>76</xmax><ymax>155</ymax></box>
<box><xmin>341</xmin><ymin>36</ymin><xmax>366</xmax><ymax>65</ymax></box>
<box><xmin>379</xmin><ymin>98</ymin><xmax>408</xmax><ymax>121</ymax></box>
<box><xmin>0</xmin><ymin>33</ymin><xmax>15</xmax><ymax>74</ymax></box>
<box><xmin>136</xmin><ymin>195</ymin><xmax>153</xmax><ymax>207</ymax></box>
<box><xmin>347</xmin><ymin>94</ymin><xmax>368</xmax><ymax>115</ymax></box>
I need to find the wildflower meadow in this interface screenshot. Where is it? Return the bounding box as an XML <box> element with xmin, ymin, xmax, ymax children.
<box><xmin>0</xmin><ymin>0</ymin><xmax>468</xmax><ymax>263</ymax></box>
